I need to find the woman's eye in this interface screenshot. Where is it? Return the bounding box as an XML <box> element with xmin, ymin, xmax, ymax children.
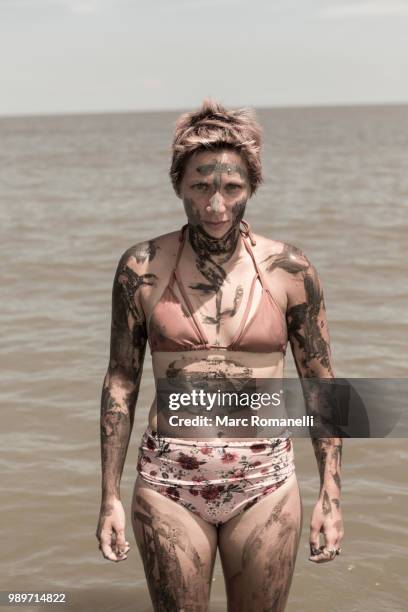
<box><xmin>226</xmin><ymin>184</ymin><xmax>241</xmax><ymax>191</ymax></box>
<box><xmin>194</xmin><ymin>183</ymin><xmax>209</xmax><ymax>192</ymax></box>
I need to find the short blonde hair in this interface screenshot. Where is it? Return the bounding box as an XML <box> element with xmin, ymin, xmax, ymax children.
<box><xmin>170</xmin><ymin>98</ymin><xmax>263</xmax><ymax>196</ymax></box>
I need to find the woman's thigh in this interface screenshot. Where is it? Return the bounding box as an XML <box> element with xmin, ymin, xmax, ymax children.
<box><xmin>131</xmin><ymin>476</ymin><xmax>218</xmax><ymax>612</ymax></box>
<box><xmin>218</xmin><ymin>473</ymin><xmax>303</xmax><ymax>612</ymax></box>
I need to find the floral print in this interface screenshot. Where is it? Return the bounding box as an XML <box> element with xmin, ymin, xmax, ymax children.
<box><xmin>137</xmin><ymin>428</ymin><xmax>296</xmax><ymax>526</ymax></box>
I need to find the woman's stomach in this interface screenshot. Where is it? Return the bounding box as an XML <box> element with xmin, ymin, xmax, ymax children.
<box><xmin>147</xmin><ymin>348</ymin><xmax>286</xmax><ymax>441</ymax></box>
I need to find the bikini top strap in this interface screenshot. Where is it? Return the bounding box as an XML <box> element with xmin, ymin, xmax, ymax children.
<box><xmin>172</xmin><ymin>224</ymin><xmax>209</xmax><ymax>346</ymax></box>
<box><xmin>169</xmin><ymin>224</ymin><xmax>188</xmax><ymax>287</ymax></box>
<box><xmin>240</xmin><ymin>220</ymin><xmax>269</xmax><ymax>289</ymax></box>
<box><xmin>240</xmin><ymin>219</ymin><xmax>256</xmax><ymax>246</ymax></box>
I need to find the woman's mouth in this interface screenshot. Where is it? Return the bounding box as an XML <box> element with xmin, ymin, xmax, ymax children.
<box><xmin>204</xmin><ymin>220</ymin><xmax>229</xmax><ymax>227</ymax></box>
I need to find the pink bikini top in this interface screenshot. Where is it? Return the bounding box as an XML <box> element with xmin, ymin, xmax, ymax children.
<box><xmin>148</xmin><ymin>221</ymin><xmax>288</xmax><ymax>354</ymax></box>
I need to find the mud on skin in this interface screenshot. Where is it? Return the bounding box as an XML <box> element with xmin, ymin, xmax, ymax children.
<box><xmin>165</xmin><ymin>356</ymin><xmax>254</xmax><ymax>381</ymax></box>
<box><xmin>131</xmin><ymin>240</ymin><xmax>160</xmax><ymax>264</ymax></box>
<box><xmin>183</xmin><ymin>197</ymin><xmax>247</xmax><ymax>343</ymax></box>
<box><xmin>262</xmin><ymin>245</ymin><xmax>333</xmax><ymax>376</ymax></box>
<box><xmin>100</xmin><ymin>246</ymin><xmax>151</xmax><ymax>499</ymax></box>
<box><xmin>133</xmin><ymin>494</ymin><xmax>211</xmax><ymax>612</ymax></box>
<box><xmin>262</xmin><ymin>242</ymin><xmax>343</xmax><ymax>563</ymax></box>
<box><xmin>226</xmin><ymin>493</ymin><xmax>300</xmax><ymax>612</ymax></box>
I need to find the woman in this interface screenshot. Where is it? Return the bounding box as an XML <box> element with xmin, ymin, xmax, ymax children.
<box><xmin>96</xmin><ymin>99</ymin><xmax>344</xmax><ymax>612</ymax></box>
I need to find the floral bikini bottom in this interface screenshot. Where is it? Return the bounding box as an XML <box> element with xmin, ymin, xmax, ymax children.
<box><xmin>136</xmin><ymin>427</ymin><xmax>296</xmax><ymax>526</ymax></box>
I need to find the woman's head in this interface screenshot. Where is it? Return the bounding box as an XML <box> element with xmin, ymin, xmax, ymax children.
<box><xmin>170</xmin><ymin>98</ymin><xmax>263</xmax><ymax>198</ymax></box>
<box><xmin>170</xmin><ymin>99</ymin><xmax>263</xmax><ymax>240</ymax></box>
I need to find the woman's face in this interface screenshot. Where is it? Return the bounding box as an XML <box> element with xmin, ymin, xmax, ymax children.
<box><xmin>179</xmin><ymin>148</ymin><xmax>251</xmax><ymax>238</ymax></box>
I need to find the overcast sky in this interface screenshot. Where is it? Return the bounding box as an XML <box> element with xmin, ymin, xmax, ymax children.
<box><xmin>1</xmin><ymin>0</ymin><xmax>407</xmax><ymax>116</ymax></box>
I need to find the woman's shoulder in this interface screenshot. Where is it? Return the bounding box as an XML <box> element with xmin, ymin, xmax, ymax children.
<box><xmin>116</xmin><ymin>229</ymin><xmax>181</xmax><ymax>274</ymax></box>
<box><xmin>252</xmin><ymin>232</ymin><xmax>310</xmax><ymax>274</ymax></box>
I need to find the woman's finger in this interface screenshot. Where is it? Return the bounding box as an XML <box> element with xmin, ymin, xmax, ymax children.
<box><xmin>309</xmin><ymin>545</ymin><xmax>341</xmax><ymax>563</ymax></box>
<box><xmin>309</xmin><ymin>523</ymin><xmax>321</xmax><ymax>557</ymax></box>
<box><xmin>309</xmin><ymin>546</ymin><xmax>331</xmax><ymax>563</ymax></box>
<box><xmin>324</xmin><ymin>532</ymin><xmax>337</xmax><ymax>553</ymax></box>
<box><xmin>114</xmin><ymin>529</ymin><xmax>128</xmax><ymax>560</ymax></box>
<box><xmin>99</xmin><ymin>531</ymin><xmax>119</xmax><ymax>562</ymax></box>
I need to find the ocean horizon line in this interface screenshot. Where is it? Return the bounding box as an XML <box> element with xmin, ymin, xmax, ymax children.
<box><xmin>1</xmin><ymin>99</ymin><xmax>408</xmax><ymax>121</ymax></box>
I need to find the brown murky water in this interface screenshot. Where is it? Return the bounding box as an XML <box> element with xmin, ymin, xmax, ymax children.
<box><xmin>1</xmin><ymin>105</ymin><xmax>407</xmax><ymax>611</ymax></box>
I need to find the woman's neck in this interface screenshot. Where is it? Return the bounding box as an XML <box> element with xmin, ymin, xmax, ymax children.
<box><xmin>184</xmin><ymin>222</ymin><xmax>245</xmax><ymax>294</ymax></box>
<box><xmin>187</xmin><ymin>222</ymin><xmax>243</xmax><ymax>265</ymax></box>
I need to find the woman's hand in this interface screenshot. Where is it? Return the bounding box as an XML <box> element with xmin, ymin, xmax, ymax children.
<box><xmin>309</xmin><ymin>497</ymin><xmax>344</xmax><ymax>563</ymax></box>
<box><xmin>96</xmin><ymin>497</ymin><xmax>130</xmax><ymax>562</ymax></box>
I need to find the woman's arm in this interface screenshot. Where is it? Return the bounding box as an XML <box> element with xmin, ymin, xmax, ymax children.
<box><xmin>97</xmin><ymin>246</ymin><xmax>148</xmax><ymax>561</ymax></box>
<box><xmin>285</xmin><ymin>249</ymin><xmax>344</xmax><ymax>563</ymax></box>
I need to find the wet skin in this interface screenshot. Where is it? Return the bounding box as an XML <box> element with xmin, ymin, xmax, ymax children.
<box><xmin>97</xmin><ymin>148</ymin><xmax>344</xmax><ymax>609</ymax></box>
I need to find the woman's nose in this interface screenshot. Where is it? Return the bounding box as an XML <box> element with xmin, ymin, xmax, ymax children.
<box><xmin>208</xmin><ymin>192</ymin><xmax>226</xmax><ymax>213</ymax></box>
